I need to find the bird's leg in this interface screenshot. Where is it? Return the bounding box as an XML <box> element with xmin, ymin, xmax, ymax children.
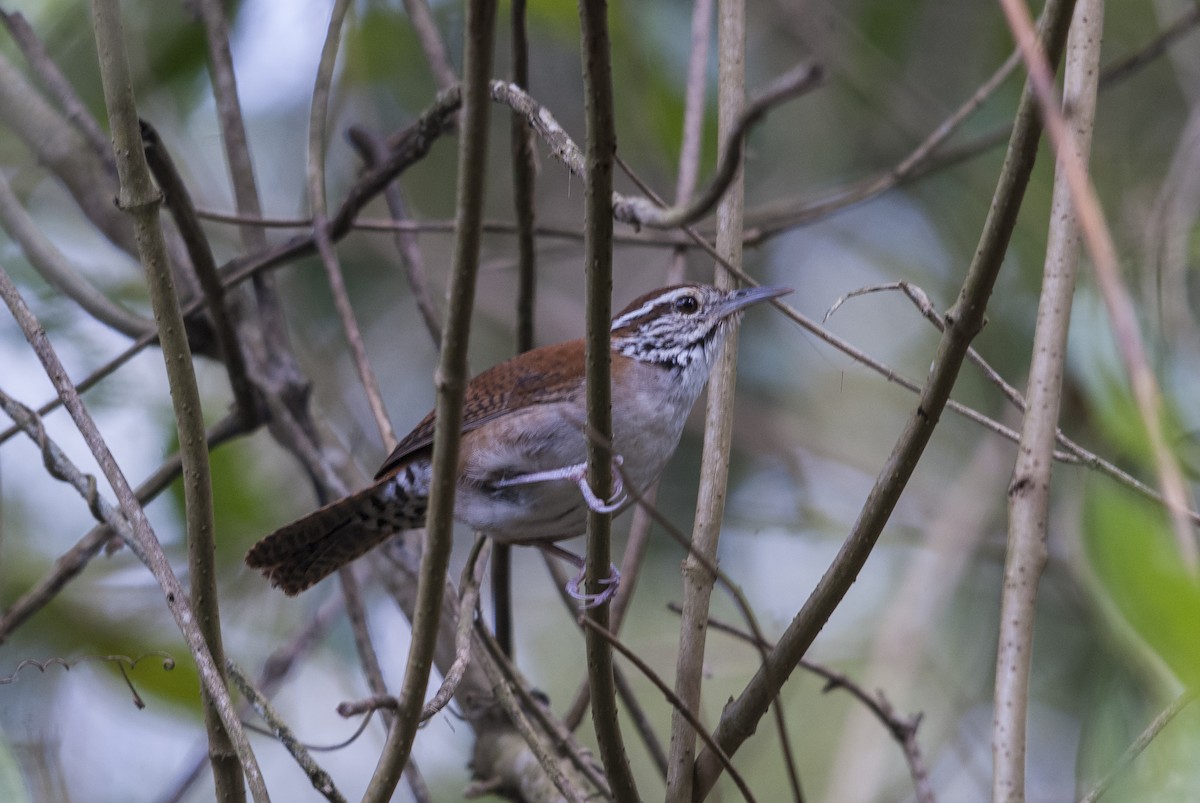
<box><xmin>493</xmin><ymin>455</ymin><xmax>627</xmax><ymax>513</ymax></box>
<box><xmin>539</xmin><ymin>542</ymin><xmax>621</xmax><ymax>609</ymax></box>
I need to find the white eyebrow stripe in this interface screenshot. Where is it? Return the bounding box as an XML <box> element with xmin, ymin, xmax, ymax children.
<box><xmin>610</xmin><ymin>287</ymin><xmax>692</xmax><ymax>330</ymax></box>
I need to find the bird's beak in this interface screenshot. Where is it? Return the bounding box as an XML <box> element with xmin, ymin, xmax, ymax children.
<box><xmin>719</xmin><ymin>285</ymin><xmax>792</xmax><ymax>318</ymax></box>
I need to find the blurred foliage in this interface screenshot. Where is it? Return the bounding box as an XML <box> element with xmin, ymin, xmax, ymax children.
<box><xmin>1085</xmin><ymin>483</ymin><xmax>1200</xmax><ymax>687</ymax></box>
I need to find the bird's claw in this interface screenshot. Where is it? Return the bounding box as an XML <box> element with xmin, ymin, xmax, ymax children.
<box><xmin>566</xmin><ymin>562</ymin><xmax>621</xmax><ymax>609</ymax></box>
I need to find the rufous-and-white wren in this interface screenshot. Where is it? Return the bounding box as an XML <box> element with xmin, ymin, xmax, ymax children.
<box><xmin>246</xmin><ymin>283</ymin><xmax>790</xmax><ymax>600</ymax></box>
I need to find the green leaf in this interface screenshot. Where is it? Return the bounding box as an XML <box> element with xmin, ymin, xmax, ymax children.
<box><xmin>1084</xmin><ymin>483</ymin><xmax>1200</xmax><ymax>686</ymax></box>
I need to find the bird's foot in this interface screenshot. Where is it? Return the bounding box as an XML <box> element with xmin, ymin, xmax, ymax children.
<box><xmin>566</xmin><ymin>561</ymin><xmax>621</xmax><ymax>609</ymax></box>
<box><xmin>493</xmin><ymin>455</ymin><xmax>627</xmax><ymax>513</ymax></box>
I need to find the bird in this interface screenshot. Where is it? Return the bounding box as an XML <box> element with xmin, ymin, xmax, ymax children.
<box><xmin>246</xmin><ymin>282</ymin><xmax>790</xmax><ymax>604</ymax></box>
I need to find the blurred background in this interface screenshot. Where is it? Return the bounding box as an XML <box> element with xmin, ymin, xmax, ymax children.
<box><xmin>1</xmin><ymin>0</ymin><xmax>1199</xmax><ymax>800</ymax></box>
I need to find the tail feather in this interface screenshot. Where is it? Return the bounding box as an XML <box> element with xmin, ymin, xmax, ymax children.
<box><xmin>246</xmin><ymin>478</ymin><xmax>426</xmax><ymax>595</ymax></box>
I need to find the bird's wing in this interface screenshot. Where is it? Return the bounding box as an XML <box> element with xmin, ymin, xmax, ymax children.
<box><xmin>374</xmin><ymin>339</ymin><xmax>586</xmax><ymax>479</ymax></box>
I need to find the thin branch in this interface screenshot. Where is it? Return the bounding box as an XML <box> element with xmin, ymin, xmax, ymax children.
<box><xmin>471</xmin><ymin>627</ymin><xmax>595</xmax><ymax>803</ymax></box>
<box><xmin>153</xmin><ymin>594</ymin><xmax>344</xmax><ymax>803</ymax></box>
<box><xmin>1078</xmin><ymin>689</ymin><xmax>1200</xmax><ymax>803</ymax></box>
<box><xmin>193</xmin><ymin>0</ymin><xmax>307</xmax><ymax>431</ymax></box>
<box><xmin>559</xmin><ymin>481</ymin><xmax>662</xmax><ymax>732</ymax></box>
<box><xmin>669</xmin><ymin>0</ymin><xmax>754</xmax><ymax>797</ymax></box>
<box><xmin>617</xmin><ymin>63</ymin><xmax>822</xmax><ymax>230</ymax></box>
<box><xmin>362</xmin><ymin>2</ymin><xmax>496</xmax><ymax>799</ymax></box>
<box><xmin>577</xmin><ymin>0</ymin><xmax>638</xmax><ymax>799</ymax></box>
<box><xmin>995</xmin><ymin>1</ymin><xmax>1104</xmax><ymax>799</ymax></box>
<box><xmin>0</xmin><ymin>168</ymin><xmax>151</xmax><ymax>337</ymax></box>
<box><xmin>0</xmin><ymin>48</ymin><xmax>142</xmax><ymax>263</ymax></box>
<box><xmin>339</xmin><ymin>566</ymin><xmax>393</xmax><ymax>731</ymax></box>
<box><xmin>826</xmin><ymin>281</ymin><xmax>1200</xmax><ymax>524</ymax></box>
<box><xmin>142</xmin><ymin>121</ymin><xmax>259</xmax><ymax>426</ymax></box>
<box><xmin>540</xmin><ymin>550</ymin><xmax>670</xmax><ymax>778</ymax></box>
<box><xmin>743</xmin><ymin>47</ymin><xmax>1021</xmax><ymax>242</ymax></box>
<box><xmin>401</xmin><ymin>0</ymin><xmax>458</xmax><ymax>92</ymax></box>
<box><xmin>344</xmin><ymin>125</ymin><xmax>443</xmax><ymax>346</ymax></box>
<box><xmin>494</xmin><ymin>0</ymin><xmax>540</xmax><ymax>660</ymax></box>
<box><xmin>0</xmin><ymin>265</ymin><xmax>265</xmax><ymax>801</ymax></box>
<box><xmin>0</xmin><ymin>10</ymin><xmax>114</xmax><ymax>170</ymax></box>
<box><xmin>228</xmin><ymin>662</ymin><xmax>347</xmax><ymax>803</ymax></box>
<box><xmin>88</xmin><ymin>2</ymin><xmax>244</xmax><ymax>798</ymax></box>
<box><xmin>419</xmin><ymin>536</ymin><xmax>489</xmax><ymax>722</ymax></box>
<box><xmin>580</xmin><ymin>616</ymin><xmax>757</xmax><ymax>803</ymax></box>
<box><xmin>667</xmin><ymin>0</ymin><xmax>714</xmax><ymax>285</ymax></box>
<box><xmin>999</xmin><ymin>0</ymin><xmax>1197</xmax><ymax>571</ymax></box>
<box><xmin>308</xmin><ymin>0</ymin><xmax>397</xmax><ymax>450</ymax></box>
<box><xmin>692</xmin><ymin>0</ymin><xmax>1077</xmax><ymax>795</ymax></box>
<box><xmin>686</xmin><ymin>604</ymin><xmax>935</xmax><ymax>803</ymax></box>
<box><xmin>740</xmin><ymin>4</ymin><xmax>1200</xmax><ymax>245</ymax></box>
<box><xmin>0</xmin><ymin>412</ymin><xmax>246</xmax><ymax>644</ymax></box>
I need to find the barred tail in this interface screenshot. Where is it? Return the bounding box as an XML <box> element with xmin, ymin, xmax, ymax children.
<box><xmin>246</xmin><ymin>476</ymin><xmax>426</xmax><ymax>595</ymax></box>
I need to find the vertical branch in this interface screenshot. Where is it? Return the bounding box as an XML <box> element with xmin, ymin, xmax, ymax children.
<box><xmin>993</xmin><ymin>1</ymin><xmax>1102</xmax><ymax>800</ymax></box>
<box><xmin>999</xmin><ymin>0</ymin><xmax>1197</xmax><ymax>568</ymax></box>
<box><xmin>194</xmin><ymin>0</ymin><xmax>268</xmax><ymax>256</ymax></box>
<box><xmin>691</xmin><ymin>0</ymin><xmax>1077</xmax><ymax>796</ymax></box>
<box><xmin>667</xmin><ymin>1</ymin><xmax>752</xmax><ymax>800</ymax></box>
<box><xmin>493</xmin><ymin>0</ymin><xmax>539</xmax><ymax>660</ymax></box>
<box><xmin>88</xmin><ymin>2</ymin><xmax>247</xmax><ymax>800</ymax></box>
<box><xmin>361</xmin><ymin>1</ymin><xmax>496</xmax><ymax>800</ymax></box>
<box><xmin>667</xmin><ymin>0</ymin><xmax>714</xmax><ymax>284</ymax></box>
<box><xmin>577</xmin><ymin>1</ymin><xmax>638</xmax><ymax>799</ymax></box>
<box><xmin>194</xmin><ymin>0</ymin><xmax>303</xmax><ymax>396</ymax></box>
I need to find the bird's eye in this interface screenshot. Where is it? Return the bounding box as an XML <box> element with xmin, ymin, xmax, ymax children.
<box><xmin>674</xmin><ymin>294</ymin><xmax>700</xmax><ymax>314</ymax></box>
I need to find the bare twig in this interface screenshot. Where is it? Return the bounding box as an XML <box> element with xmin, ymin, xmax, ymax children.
<box><xmin>0</xmin><ymin>651</ymin><xmax>174</xmax><ymax>686</ymax></box>
<box><xmin>670</xmin><ymin>0</ymin><xmax>757</xmax><ymax>798</ymax></box>
<box><xmin>0</xmin><ymin>169</ymin><xmax>151</xmax><ymax>337</ymax></box>
<box><xmin>612</xmin><ymin>63</ymin><xmax>822</xmax><ymax>230</ymax></box>
<box><xmin>471</xmin><ymin>627</ymin><xmax>595</xmax><ymax>803</ymax></box>
<box><xmin>666</xmin><ymin>0</ymin><xmax>714</xmax><ymax>283</ymax></box>
<box><xmin>0</xmin><ymin>10</ymin><xmax>114</xmax><ymax>169</ymax></box>
<box><xmin>339</xmin><ymin>566</ymin><xmax>393</xmax><ymax>729</ymax></box>
<box><xmin>0</xmin><ymin>411</ymin><xmax>245</xmax><ymax>644</ymax></box>
<box><xmin>141</xmin><ymin>121</ymin><xmax>259</xmax><ymax>426</ymax></box>
<box><xmin>692</xmin><ymin>0</ymin><xmax>1077</xmax><ymax>794</ymax></box>
<box><xmin>825</xmin><ymin>281</ymin><xmax>1200</xmax><ymax>525</ymax></box>
<box><xmin>683</xmin><ymin>605</ymin><xmax>936</xmax><ymax>803</ymax></box>
<box><xmin>576</xmin><ymin>1</ymin><xmax>638</xmax><ymax>799</ymax></box>
<box><xmin>345</xmin><ymin>125</ymin><xmax>443</xmax><ymax>346</ymax></box>
<box><xmin>580</xmin><ymin>616</ymin><xmax>757</xmax><ymax>803</ymax></box>
<box><xmin>362</xmin><ymin>2</ymin><xmax>496</xmax><ymax>800</ymax></box>
<box><xmin>401</xmin><ymin>0</ymin><xmax>458</xmax><ymax>91</ymax></box>
<box><xmin>493</xmin><ymin>0</ymin><xmax>540</xmax><ymax>660</ymax></box>
<box><xmin>999</xmin><ymin>0</ymin><xmax>1197</xmax><ymax>572</ymax></box>
<box><xmin>88</xmin><ymin>2</ymin><xmax>243</xmax><ymax>798</ymax></box>
<box><xmin>309</xmin><ymin>0</ymin><xmax>397</xmax><ymax>451</ymax></box>
<box><xmin>994</xmin><ymin>2</ymin><xmax>1105</xmax><ymax>798</ymax></box>
<box><xmin>0</xmin><ymin>265</ymin><xmax>264</xmax><ymax>800</ymax></box>
<box><xmin>228</xmin><ymin>662</ymin><xmax>347</xmax><ymax>803</ymax></box>
<box><xmin>419</xmin><ymin>536</ymin><xmax>489</xmax><ymax>722</ymax></box>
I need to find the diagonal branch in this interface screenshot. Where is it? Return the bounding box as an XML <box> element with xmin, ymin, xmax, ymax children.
<box><xmin>691</xmin><ymin>0</ymin><xmax>1077</xmax><ymax>795</ymax></box>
